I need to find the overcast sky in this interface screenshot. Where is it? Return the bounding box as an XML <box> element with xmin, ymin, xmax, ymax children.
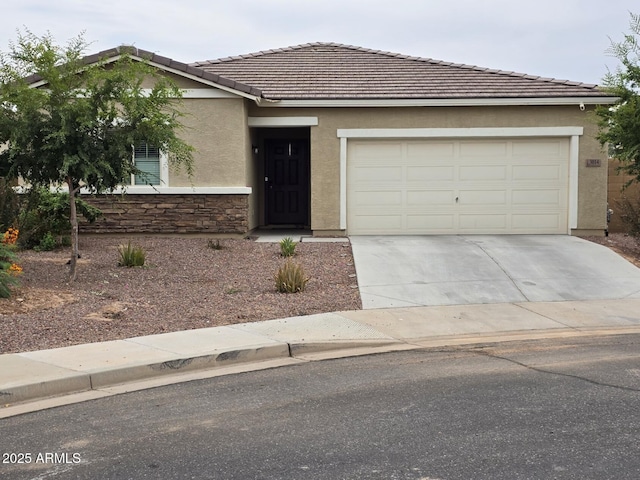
<box><xmin>2</xmin><ymin>0</ymin><xmax>637</xmax><ymax>85</ymax></box>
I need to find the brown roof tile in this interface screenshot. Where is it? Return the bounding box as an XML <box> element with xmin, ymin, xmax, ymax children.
<box><xmin>26</xmin><ymin>46</ymin><xmax>263</xmax><ymax>98</ymax></box>
<box><xmin>191</xmin><ymin>42</ymin><xmax>611</xmax><ymax>101</ymax></box>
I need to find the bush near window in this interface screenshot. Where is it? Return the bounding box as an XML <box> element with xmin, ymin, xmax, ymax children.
<box><xmin>17</xmin><ymin>188</ymin><xmax>102</xmax><ymax>249</ymax></box>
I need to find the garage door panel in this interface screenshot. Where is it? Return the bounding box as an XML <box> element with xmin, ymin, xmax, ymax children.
<box><xmin>512</xmin><ymin>139</ymin><xmax>566</xmax><ymax>156</ymax></box>
<box><xmin>459</xmin><ymin>141</ymin><xmax>508</xmax><ymax>157</ymax></box>
<box><xmin>407</xmin><ymin>190</ymin><xmax>454</xmax><ymax>205</ymax></box>
<box><xmin>352</xmin><ymin>166</ymin><xmax>403</xmax><ymax>182</ymax></box>
<box><xmin>406</xmin><ymin>166</ymin><xmax>455</xmax><ymax>181</ymax></box>
<box><xmin>353</xmin><ymin>190</ymin><xmax>403</xmax><ymax>206</ymax></box>
<box><xmin>406</xmin><ymin>142</ymin><xmax>455</xmax><ymax>159</ymax></box>
<box><xmin>347</xmin><ymin>138</ymin><xmax>569</xmax><ymax>235</ymax></box>
<box><xmin>459</xmin><ymin>165</ymin><xmax>507</xmax><ymax>181</ymax></box>
<box><xmin>459</xmin><ymin>190</ymin><xmax>507</xmax><ymax>205</ymax></box>
<box><xmin>407</xmin><ymin>215</ymin><xmax>455</xmax><ymax>230</ymax></box>
<box><xmin>352</xmin><ymin>142</ymin><xmax>403</xmax><ymax>158</ymax></box>
<box><xmin>352</xmin><ymin>215</ymin><xmax>403</xmax><ymax>233</ymax></box>
<box><xmin>512</xmin><ymin>165</ymin><xmax>563</xmax><ymax>181</ymax></box>
<box><xmin>512</xmin><ymin>189</ymin><xmax>563</xmax><ymax>205</ymax></box>
<box><xmin>512</xmin><ymin>214</ymin><xmax>562</xmax><ymax>230</ymax></box>
<box><xmin>459</xmin><ymin>214</ymin><xmax>507</xmax><ymax>230</ymax></box>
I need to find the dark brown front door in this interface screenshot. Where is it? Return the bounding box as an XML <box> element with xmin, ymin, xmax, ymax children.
<box><xmin>265</xmin><ymin>139</ymin><xmax>309</xmax><ymax>225</ymax></box>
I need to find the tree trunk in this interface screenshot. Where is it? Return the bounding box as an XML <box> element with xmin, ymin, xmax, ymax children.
<box><xmin>67</xmin><ymin>177</ymin><xmax>79</xmax><ymax>282</ymax></box>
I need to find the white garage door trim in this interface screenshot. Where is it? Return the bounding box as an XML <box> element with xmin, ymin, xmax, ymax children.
<box><xmin>337</xmin><ymin>127</ymin><xmax>583</xmax><ymax>233</ymax></box>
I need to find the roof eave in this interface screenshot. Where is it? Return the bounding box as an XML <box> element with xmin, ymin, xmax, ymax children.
<box><xmin>258</xmin><ymin>96</ymin><xmax>619</xmax><ymax>107</ymax></box>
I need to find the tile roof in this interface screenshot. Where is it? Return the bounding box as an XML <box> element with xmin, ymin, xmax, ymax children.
<box><xmin>25</xmin><ymin>46</ymin><xmax>263</xmax><ymax>97</ymax></box>
<box><xmin>191</xmin><ymin>42</ymin><xmax>611</xmax><ymax>101</ymax></box>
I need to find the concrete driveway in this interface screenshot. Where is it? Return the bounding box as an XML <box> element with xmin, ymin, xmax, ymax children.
<box><xmin>350</xmin><ymin>235</ymin><xmax>640</xmax><ymax>309</ymax></box>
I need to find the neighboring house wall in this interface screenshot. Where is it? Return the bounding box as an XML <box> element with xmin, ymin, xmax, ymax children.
<box><xmin>608</xmin><ymin>158</ymin><xmax>640</xmax><ymax>233</ymax></box>
<box><xmin>248</xmin><ymin>104</ymin><xmax>606</xmax><ymax>234</ymax></box>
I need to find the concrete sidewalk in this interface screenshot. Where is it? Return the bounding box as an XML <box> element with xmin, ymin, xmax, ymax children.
<box><xmin>2</xmin><ymin>298</ymin><xmax>640</xmax><ymax>412</ymax></box>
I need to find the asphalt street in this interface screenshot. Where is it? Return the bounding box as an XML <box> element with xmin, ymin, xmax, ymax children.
<box><xmin>1</xmin><ymin>334</ymin><xmax>639</xmax><ymax>479</ymax></box>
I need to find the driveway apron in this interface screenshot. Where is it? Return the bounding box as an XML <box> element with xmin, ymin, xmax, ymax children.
<box><xmin>349</xmin><ymin>235</ymin><xmax>640</xmax><ymax>309</ymax></box>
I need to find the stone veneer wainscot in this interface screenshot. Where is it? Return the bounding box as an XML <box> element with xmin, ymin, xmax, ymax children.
<box><xmin>80</xmin><ymin>194</ymin><xmax>248</xmax><ymax>234</ymax></box>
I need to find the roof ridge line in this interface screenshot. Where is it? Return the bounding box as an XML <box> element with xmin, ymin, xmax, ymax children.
<box><xmin>325</xmin><ymin>43</ymin><xmax>598</xmax><ymax>88</ymax></box>
<box><xmin>192</xmin><ymin>41</ymin><xmax>597</xmax><ymax>89</ymax></box>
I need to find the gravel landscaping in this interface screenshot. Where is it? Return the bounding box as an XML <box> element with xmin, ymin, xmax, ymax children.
<box><xmin>0</xmin><ymin>236</ymin><xmax>361</xmax><ymax>354</ymax></box>
<box><xmin>2</xmin><ymin>232</ymin><xmax>639</xmax><ymax>355</ymax></box>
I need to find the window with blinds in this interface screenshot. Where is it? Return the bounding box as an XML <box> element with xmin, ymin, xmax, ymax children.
<box><xmin>133</xmin><ymin>142</ymin><xmax>161</xmax><ymax>185</ymax></box>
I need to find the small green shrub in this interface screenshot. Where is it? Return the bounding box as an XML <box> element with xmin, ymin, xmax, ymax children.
<box><xmin>279</xmin><ymin>237</ymin><xmax>297</xmax><ymax>257</ymax></box>
<box><xmin>34</xmin><ymin>232</ymin><xmax>58</xmax><ymax>251</ymax></box>
<box><xmin>17</xmin><ymin>187</ymin><xmax>102</xmax><ymax>249</ymax></box>
<box><xmin>0</xmin><ymin>242</ymin><xmax>20</xmax><ymax>298</ymax></box>
<box><xmin>117</xmin><ymin>241</ymin><xmax>147</xmax><ymax>267</ymax></box>
<box><xmin>207</xmin><ymin>238</ymin><xmax>224</xmax><ymax>250</ymax></box>
<box><xmin>275</xmin><ymin>259</ymin><xmax>309</xmax><ymax>293</ymax></box>
<box><xmin>616</xmin><ymin>195</ymin><xmax>640</xmax><ymax>237</ymax></box>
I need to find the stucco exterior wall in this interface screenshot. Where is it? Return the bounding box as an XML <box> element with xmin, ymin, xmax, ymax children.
<box><xmin>171</xmin><ymin>97</ymin><xmax>250</xmax><ymax>188</ymax></box>
<box><xmin>248</xmin><ymin>104</ymin><xmax>607</xmax><ymax>234</ymax></box>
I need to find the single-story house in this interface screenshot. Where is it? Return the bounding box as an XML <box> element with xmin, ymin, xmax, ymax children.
<box><xmin>77</xmin><ymin>42</ymin><xmax>617</xmax><ymax>236</ymax></box>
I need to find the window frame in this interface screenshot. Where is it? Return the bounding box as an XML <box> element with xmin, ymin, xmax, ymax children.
<box><xmin>130</xmin><ymin>141</ymin><xmax>169</xmax><ymax>187</ymax></box>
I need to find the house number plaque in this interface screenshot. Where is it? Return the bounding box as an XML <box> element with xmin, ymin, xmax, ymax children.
<box><xmin>586</xmin><ymin>159</ymin><xmax>601</xmax><ymax>167</ymax></box>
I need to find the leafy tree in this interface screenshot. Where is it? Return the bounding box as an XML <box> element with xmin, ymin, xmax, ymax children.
<box><xmin>0</xmin><ymin>30</ymin><xmax>194</xmax><ymax>280</ymax></box>
<box><xmin>597</xmin><ymin>12</ymin><xmax>640</xmax><ymax>185</ymax></box>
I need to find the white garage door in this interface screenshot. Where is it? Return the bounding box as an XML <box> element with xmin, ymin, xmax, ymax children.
<box><xmin>347</xmin><ymin>138</ymin><xmax>569</xmax><ymax>234</ymax></box>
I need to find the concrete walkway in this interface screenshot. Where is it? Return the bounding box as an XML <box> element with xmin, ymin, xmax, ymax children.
<box><xmin>3</xmin><ymin>298</ymin><xmax>640</xmax><ymax>415</ymax></box>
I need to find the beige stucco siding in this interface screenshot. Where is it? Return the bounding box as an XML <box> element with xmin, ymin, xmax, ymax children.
<box><xmin>171</xmin><ymin>98</ymin><xmax>250</xmax><ymax>188</ymax></box>
<box><xmin>249</xmin><ymin>104</ymin><xmax>607</xmax><ymax>233</ymax></box>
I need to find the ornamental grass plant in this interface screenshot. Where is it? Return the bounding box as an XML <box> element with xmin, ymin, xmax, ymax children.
<box><xmin>117</xmin><ymin>241</ymin><xmax>147</xmax><ymax>267</ymax></box>
<box><xmin>275</xmin><ymin>259</ymin><xmax>309</xmax><ymax>293</ymax></box>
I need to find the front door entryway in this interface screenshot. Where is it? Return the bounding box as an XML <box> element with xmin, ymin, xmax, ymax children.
<box><xmin>265</xmin><ymin>139</ymin><xmax>310</xmax><ymax>226</ymax></box>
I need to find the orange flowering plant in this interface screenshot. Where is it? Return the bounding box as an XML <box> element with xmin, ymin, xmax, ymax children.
<box><xmin>2</xmin><ymin>227</ymin><xmax>18</xmax><ymax>245</ymax></box>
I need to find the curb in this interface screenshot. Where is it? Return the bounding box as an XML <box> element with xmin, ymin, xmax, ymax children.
<box><xmin>3</xmin><ymin>298</ymin><xmax>640</xmax><ymax>412</ymax></box>
<box><xmin>1</xmin><ymin>340</ymin><xmax>403</xmax><ymax>406</ymax></box>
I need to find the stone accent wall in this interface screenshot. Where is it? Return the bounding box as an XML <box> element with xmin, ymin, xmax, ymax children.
<box><xmin>79</xmin><ymin>194</ymin><xmax>249</xmax><ymax>234</ymax></box>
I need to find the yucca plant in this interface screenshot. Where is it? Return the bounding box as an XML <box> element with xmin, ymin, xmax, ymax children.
<box><xmin>117</xmin><ymin>241</ymin><xmax>147</xmax><ymax>267</ymax></box>
<box><xmin>279</xmin><ymin>236</ymin><xmax>297</xmax><ymax>257</ymax></box>
<box><xmin>275</xmin><ymin>259</ymin><xmax>309</xmax><ymax>293</ymax></box>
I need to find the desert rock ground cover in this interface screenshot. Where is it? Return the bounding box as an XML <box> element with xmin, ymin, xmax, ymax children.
<box><xmin>0</xmin><ymin>236</ymin><xmax>361</xmax><ymax>353</ymax></box>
